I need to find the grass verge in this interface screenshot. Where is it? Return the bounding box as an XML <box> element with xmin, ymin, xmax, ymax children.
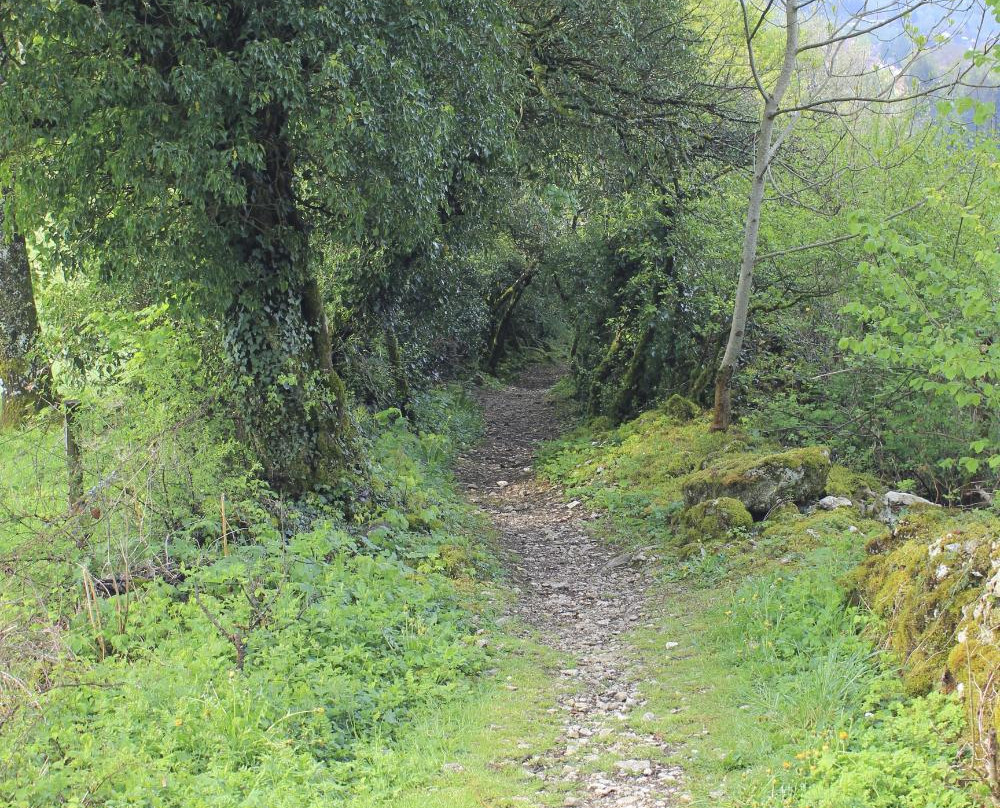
<box><xmin>346</xmin><ymin>631</ymin><xmax>571</xmax><ymax>808</ymax></box>
<box><xmin>538</xmin><ymin>407</ymin><xmax>988</xmax><ymax>807</ymax></box>
<box><xmin>0</xmin><ymin>387</ymin><xmax>564</xmax><ymax>807</ymax></box>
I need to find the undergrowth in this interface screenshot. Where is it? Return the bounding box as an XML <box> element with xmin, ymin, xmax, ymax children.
<box><xmin>0</xmin><ymin>387</ymin><xmax>530</xmax><ymax>807</ymax></box>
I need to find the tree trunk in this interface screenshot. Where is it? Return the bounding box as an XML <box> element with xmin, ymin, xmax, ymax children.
<box><xmin>222</xmin><ymin>104</ymin><xmax>343</xmax><ymax>496</ymax></box>
<box><xmin>383</xmin><ymin>323</ymin><xmax>411</xmax><ymax>415</ymax></box>
<box><xmin>302</xmin><ymin>273</ymin><xmax>348</xmax><ymax>435</ymax></box>
<box><xmin>64</xmin><ymin>399</ymin><xmax>84</xmax><ymax>512</ymax></box>
<box><xmin>485</xmin><ymin>264</ymin><xmax>537</xmax><ymax>372</ymax></box>
<box><xmin>588</xmin><ymin>328</ymin><xmax>623</xmax><ymax>415</ymax></box>
<box><xmin>0</xmin><ymin>196</ymin><xmax>51</xmax><ymax>429</ymax></box>
<box><xmin>711</xmin><ymin>2</ymin><xmax>798</xmax><ymax>431</ymax></box>
<box><xmin>613</xmin><ymin>320</ymin><xmax>655</xmax><ymax>420</ymax></box>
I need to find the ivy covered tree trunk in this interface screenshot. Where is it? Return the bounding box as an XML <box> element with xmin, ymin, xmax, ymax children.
<box><xmin>613</xmin><ymin>320</ymin><xmax>655</xmax><ymax>420</ymax></box>
<box><xmin>0</xmin><ymin>199</ymin><xmax>51</xmax><ymax>429</ymax></box>
<box><xmin>587</xmin><ymin>328</ymin><xmax>624</xmax><ymax>416</ymax></box>
<box><xmin>383</xmin><ymin>324</ymin><xmax>412</xmax><ymax>416</ymax></box>
<box><xmin>485</xmin><ymin>263</ymin><xmax>538</xmax><ymax>372</ymax></box>
<box><xmin>222</xmin><ymin>105</ymin><xmax>344</xmax><ymax>496</ymax></box>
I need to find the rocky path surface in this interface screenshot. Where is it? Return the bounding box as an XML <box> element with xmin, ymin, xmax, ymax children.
<box><xmin>456</xmin><ymin>367</ymin><xmax>682</xmax><ymax>808</ymax></box>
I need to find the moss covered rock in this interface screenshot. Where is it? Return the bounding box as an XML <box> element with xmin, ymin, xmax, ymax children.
<box><xmin>826</xmin><ymin>464</ymin><xmax>882</xmax><ymax>501</ymax></box>
<box><xmin>845</xmin><ymin>510</ymin><xmax>1000</xmax><ymax>700</ymax></box>
<box><xmin>661</xmin><ymin>394</ymin><xmax>699</xmax><ymax>423</ymax></box>
<box><xmin>765</xmin><ymin>501</ymin><xmax>802</xmax><ymax>523</ymax></box>
<box><xmin>678</xmin><ymin>497</ymin><xmax>753</xmax><ymax>552</ymax></box>
<box><xmin>681</xmin><ymin>447</ymin><xmax>831</xmax><ymax>516</ymax></box>
<box><xmin>697</xmin><ymin>440</ymin><xmax>751</xmax><ymax>470</ymax></box>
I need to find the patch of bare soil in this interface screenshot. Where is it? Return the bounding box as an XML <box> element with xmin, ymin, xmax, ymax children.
<box><xmin>456</xmin><ymin>366</ymin><xmax>682</xmax><ymax>808</ymax></box>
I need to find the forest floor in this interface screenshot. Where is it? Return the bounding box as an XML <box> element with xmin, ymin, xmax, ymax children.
<box><xmin>455</xmin><ymin>366</ymin><xmax>683</xmax><ymax>808</ymax></box>
<box><xmin>369</xmin><ymin>366</ymin><xmax>973</xmax><ymax>808</ymax></box>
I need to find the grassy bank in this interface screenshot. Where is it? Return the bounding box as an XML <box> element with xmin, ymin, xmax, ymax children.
<box><xmin>537</xmin><ymin>404</ymin><xmax>991</xmax><ymax>807</ymax></box>
<box><xmin>0</xmin><ymin>388</ymin><xmax>562</xmax><ymax>806</ymax></box>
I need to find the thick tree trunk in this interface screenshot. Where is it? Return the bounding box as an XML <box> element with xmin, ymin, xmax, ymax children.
<box><xmin>711</xmin><ymin>2</ymin><xmax>798</xmax><ymax>431</ymax></box>
<box><xmin>222</xmin><ymin>104</ymin><xmax>342</xmax><ymax>496</ymax></box>
<box><xmin>0</xmin><ymin>197</ymin><xmax>51</xmax><ymax>429</ymax></box>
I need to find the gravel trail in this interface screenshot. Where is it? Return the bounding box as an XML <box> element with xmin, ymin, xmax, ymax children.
<box><xmin>456</xmin><ymin>367</ymin><xmax>682</xmax><ymax>808</ymax></box>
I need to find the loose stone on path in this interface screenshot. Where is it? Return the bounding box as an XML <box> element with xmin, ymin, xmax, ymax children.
<box><xmin>456</xmin><ymin>366</ymin><xmax>682</xmax><ymax>808</ymax></box>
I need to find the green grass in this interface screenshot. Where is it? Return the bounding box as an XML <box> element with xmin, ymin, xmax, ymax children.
<box><xmin>345</xmin><ymin>632</ymin><xmax>572</xmax><ymax>808</ymax></box>
<box><xmin>629</xmin><ymin>570</ymin><xmax>980</xmax><ymax>807</ymax></box>
<box><xmin>4</xmin><ymin>387</ymin><xmax>987</xmax><ymax>807</ymax></box>
<box><xmin>0</xmin><ymin>387</ymin><xmax>572</xmax><ymax>808</ymax></box>
<box><xmin>628</xmin><ymin>549</ymin><xmax>880</xmax><ymax>806</ymax></box>
<box><xmin>539</xmin><ymin>410</ymin><xmax>985</xmax><ymax>807</ymax></box>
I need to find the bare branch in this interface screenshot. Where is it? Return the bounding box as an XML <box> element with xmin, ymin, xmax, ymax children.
<box><xmin>796</xmin><ymin>1</ymin><xmax>934</xmax><ymax>54</ymax></box>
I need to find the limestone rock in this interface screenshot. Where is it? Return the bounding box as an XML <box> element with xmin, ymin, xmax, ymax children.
<box><xmin>681</xmin><ymin>447</ymin><xmax>831</xmax><ymax>516</ymax></box>
<box><xmin>680</xmin><ymin>497</ymin><xmax>753</xmax><ymax>544</ymax></box>
<box><xmin>884</xmin><ymin>491</ymin><xmax>939</xmax><ymax>510</ymax></box>
<box><xmin>614</xmin><ymin>759</ymin><xmax>653</xmax><ymax>775</ymax></box>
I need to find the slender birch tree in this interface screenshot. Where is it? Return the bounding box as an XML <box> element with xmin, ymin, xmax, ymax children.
<box><xmin>711</xmin><ymin>0</ymin><xmax>996</xmax><ymax>430</ymax></box>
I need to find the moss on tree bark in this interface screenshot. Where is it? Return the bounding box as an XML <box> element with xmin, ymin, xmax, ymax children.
<box><xmin>0</xmin><ymin>198</ymin><xmax>51</xmax><ymax>429</ymax></box>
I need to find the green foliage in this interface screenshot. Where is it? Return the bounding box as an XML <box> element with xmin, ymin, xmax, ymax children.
<box><xmin>789</xmin><ymin>693</ymin><xmax>974</xmax><ymax>808</ymax></box>
<box><xmin>0</xmin><ymin>387</ymin><xmax>496</xmax><ymax>806</ymax></box>
<box><xmin>3</xmin><ymin>0</ymin><xmax>515</xmax><ymax>270</ymax></box>
<box><xmin>637</xmin><ymin>570</ymin><xmax>976</xmax><ymax>807</ymax></box>
<box><xmin>343</xmin><ymin>636</ymin><xmax>571</xmax><ymax>808</ymax></box>
<box><xmin>840</xmin><ymin>201</ymin><xmax>999</xmax><ymax>476</ymax></box>
<box><xmin>738</xmin><ymin>130</ymin><xmax>999</xmax><ymax>498</ymax></box>
<box><xmin>1</xmin><ymin>0</ymin><xmax>518</xmax><ymax>491</ymax></box>
<box><xmin>1</xmin><ymin>278</ymin><xmax>262</xmax><ymax>628</ymax></box>
<box><xmin>556</xmin><ymin>192</ymin><xmax>731</xmax><ymax>419</ymax></box>
<box><xmin>715</xmin><ymin>549</ymin><xmax>877</xmax><ymax>712</ymax></box>
<box><xmin>1</xmin><ymin>3</ymin><xmax>999</xmax><ymax>805</ymax></box>
<box><xmin>536</xmin><ymin>411</ymin><xmax>732</xmax><ymax>513</ymax></box>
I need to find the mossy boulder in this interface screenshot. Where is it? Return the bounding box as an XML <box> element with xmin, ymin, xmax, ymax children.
<box><xmin>679</xmin><ymin>497</ymin><xmax>753</xmax><ymax>551</ymax></box>
<box><xmin>825</xmin><ymin>465</ymin><xmax>886</xmax><ymax>517</ymax></box>
<box><xmin>759</xmin><ymin>509</ymin><xmax>876</xmax><ymax>561</ymax></box>
<box><xmin>826</xmin><ymin>464</ymin><xmax>882</xmax><ymax>500</ymax></box>
<box><xmin>681</xmin><ymin>447</ymin><xmax>831</xmax><ymax>516</ymax></box>
<box><xmin>845</xmin><ymin>510</ymin><xmax>1000</xmax><ymax>698</ymax></box>
<box><xmin>765</xmin><ymin>502</ymin><xmax>802</xmax><ymax>523</ymax></box>
<box><xmin>662</xmin><ymin>394</ymin><xmax>699</xmax><ymax>422</ymax></box>
<box><xmin>697</xmin><ymin>440</ymin><xmax>751</xmax><ymax>470</ymax></box>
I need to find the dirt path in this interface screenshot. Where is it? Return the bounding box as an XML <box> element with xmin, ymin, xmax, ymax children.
<box><xmin>456</xmin><ymin>367</ymin><xmax>683</xmax><ymax>808</ymax></box>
